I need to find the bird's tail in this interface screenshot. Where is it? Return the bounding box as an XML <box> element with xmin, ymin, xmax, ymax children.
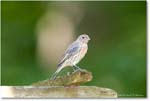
<box><xmin>50</xmin><ymin>67</ymin><xmax>62</xmax><ymax>80</ymax></box>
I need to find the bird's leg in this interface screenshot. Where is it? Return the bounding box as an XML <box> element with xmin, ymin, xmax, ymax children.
<box><xmin>73</xmin><ymin>65</ymin><xmax>82</xmax><ymax>71</ymax></box>
<box><xmin>73</xmin><ymin>65</ymin><xmax>88</xmax><ymax>72</ymax></box>
<box><xmin>71</xmin><ymin>66</ymin><xmax>79</xmax><ymax>74</ymax></box>
<box><xmin>72</xmin><ymin>66</ymin><xmax>76</xmax><ymax>71</ymax></box>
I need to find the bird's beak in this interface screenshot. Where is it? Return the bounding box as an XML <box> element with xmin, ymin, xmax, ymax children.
<box><xmin>88</xmin><ymin>37</ymin><xmax>91</xmax><ymax>40</ymax></box>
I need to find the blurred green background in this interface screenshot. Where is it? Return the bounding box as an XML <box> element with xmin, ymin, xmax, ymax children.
<box><xmin>1</xmin><ymin>1</ymin><xmax>146</xmax><ymax>98</ymax></box>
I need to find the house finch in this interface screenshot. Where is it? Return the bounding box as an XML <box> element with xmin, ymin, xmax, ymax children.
<box><xmin>50</xmin><ymin>34</ymin><xmax>90</xmax><ymax>80</ymax></box>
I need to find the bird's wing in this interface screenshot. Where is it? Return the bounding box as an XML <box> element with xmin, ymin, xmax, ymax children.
<box><xmin>58</xmin><ymin>41</ymin><xmax>80</xmax><ymax>67</ymax></box>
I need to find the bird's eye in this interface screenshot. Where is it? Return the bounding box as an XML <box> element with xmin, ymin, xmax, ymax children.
<box><xmin>82</xmin><ymin>37</ymin><xmax>85</xmax><ymax>39</ymax></box>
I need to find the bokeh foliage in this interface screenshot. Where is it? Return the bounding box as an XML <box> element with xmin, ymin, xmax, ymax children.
<box><xmin>1</xmin><ymin>1</ymin><xmax>146</xmax><ymax>97</ymax></box>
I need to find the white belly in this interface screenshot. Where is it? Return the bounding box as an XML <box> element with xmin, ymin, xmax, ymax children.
<box><xmin>61</xmin><ymin>44</ymin><xmax>88</xmax><ymax>67</ymax></box>
<box><xmin>73</xmin><ymin>44</ymin><xmax>88</xmax><ymax>65</ymax></box>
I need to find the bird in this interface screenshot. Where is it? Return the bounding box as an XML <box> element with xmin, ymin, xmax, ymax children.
<box><xmin>50</xmin><ymin>34</ymin><xmax>90</xmax><ymax>80</ymax></box>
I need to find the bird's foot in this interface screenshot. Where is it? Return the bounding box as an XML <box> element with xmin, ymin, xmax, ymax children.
<box><xmin>73</xmin><ymin>68</ymin><xmax>87</xmax><ymax>73</ymax></box>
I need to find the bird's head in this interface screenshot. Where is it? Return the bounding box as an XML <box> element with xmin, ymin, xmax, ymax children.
<box><xmin>77</xmin><ymin>34</ymin><xmax>90</xmax><ymax>44</ymax></box>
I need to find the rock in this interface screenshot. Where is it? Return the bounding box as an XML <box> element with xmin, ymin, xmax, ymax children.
<box><xmin>3</xmin><ymin>86</ymin><xmax>117</xmax><ymax>98</ymax></box>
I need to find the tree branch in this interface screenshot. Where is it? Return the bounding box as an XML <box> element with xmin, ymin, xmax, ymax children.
<box><xmin>32</xmin><ymin>69</ymin><xmax>93</xmax><ymax>86</ymax></box>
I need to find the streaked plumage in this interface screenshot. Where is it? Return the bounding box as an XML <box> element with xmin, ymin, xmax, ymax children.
<box><xmin>50</xmin><ymin>34</ymin><xmax>90</xmax><ymax>80</ymax></box>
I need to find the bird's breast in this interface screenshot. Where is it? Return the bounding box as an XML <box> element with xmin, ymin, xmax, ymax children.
<box><xmin>71</xmin><ymin>44</ymin><xmax>88</xmax><ymax>65</ymax></box>
<box><xmin>80</xmin><ymin>44</ymin><xmax>88</xmax><ymax>58</ymax></box>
